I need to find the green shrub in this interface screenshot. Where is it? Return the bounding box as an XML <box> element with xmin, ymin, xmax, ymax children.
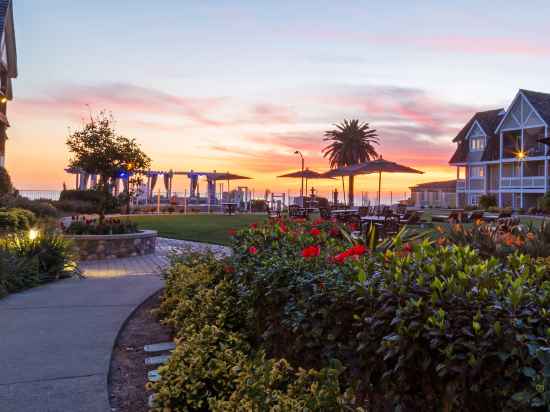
<box><xmin>538</xmin><ymin>192</ymin><xmax>550</xmax><ymax>214</ymax></box>
<box><xmin>0</xmin><ymin>208</ymin><xmax>37</xmax><ymax>233</ymax></box>
<box><xmin>0</xmin><ymin>232</ymin><xmax>76</xmax><ymax>297</ymax></box>
<box><xmin>55</xmin><ymin>199</ymin><xmax>97</xmax><ymax>214</ymax></box>
<box><xmin>0</xmin><ymin>195</ymin><xmax>59</xmax><ymax>218</ymax></box>
<box><xmin>64</xmin><ymin>217</ymin><xmax>138</xmax><ymax>235</ymax></box>
<box><xmin>59</xmin><ymin>189</ymin><xmax>119</xmax><ymax>213</ymax></box>
<box><xmin>479</xmin><ymin>194</ymin><xmax>497</xmax><ymax>209</ymax></box>
<box><xmin>0</xmin><ymin>166</ymin><xmax>14</xmax><ymax>195</ymax></box>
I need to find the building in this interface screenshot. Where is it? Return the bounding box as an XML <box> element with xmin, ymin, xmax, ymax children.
<box><xmin>450</xmin><ymin>89</ymin><xmax>550</xmax><ymax>209</ymax></box>
<box><xmin>0</xmin><ymin>0</ymin><xmax>17</xmax><ymax>168</ymax></box>
<box><xmin>410</xmin><ymin>180</ymin><xmax>457</xmax><ymax>208</ymax></box>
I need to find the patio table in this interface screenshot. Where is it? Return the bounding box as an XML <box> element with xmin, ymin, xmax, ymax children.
<box><xmin>222</xmin><ymin>202</ymin><xmax>239</xmax><ymax>215</ymax></box>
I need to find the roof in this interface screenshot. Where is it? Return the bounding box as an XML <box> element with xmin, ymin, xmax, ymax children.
<box><xmin>520</xmin><ymin>89</ymin><xmax>550</xmax><ymax>126</ymax></box>
<box><xmin>449</xmin><ymin>109</ymin><xmax>504</xmax><ymax>164</ymax></box>
<box><xmin>410</xmin><ymin>180</ymin><xmax>457</xmax><ymax>191</ymax></box>
<box><xmin>0</xmin><ymin>1</ymin><xmax>9</xmax><ymax>36</ymax></box>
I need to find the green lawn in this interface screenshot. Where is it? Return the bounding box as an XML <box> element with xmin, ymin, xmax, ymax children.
<box><xmin>130</xmin><ymin>214</ymin><xmax>265</xmax><ymax>245</ymax></box>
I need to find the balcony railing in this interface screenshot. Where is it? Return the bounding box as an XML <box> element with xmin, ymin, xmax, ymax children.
<box><xmin>456</xmin><ymin>180</ymin><xmax>465</xmax><ymax>191</ymax></box>
<box><xmin>500</xmin><ymin>176</ymin><xmax>546</xmax><ymax>188</ymax></box>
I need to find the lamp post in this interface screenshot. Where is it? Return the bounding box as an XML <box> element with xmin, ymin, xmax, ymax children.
<box><xmin>294</xmin><ymin>150</ymin><xmax>304</xmax><ymax>206</ymax></box>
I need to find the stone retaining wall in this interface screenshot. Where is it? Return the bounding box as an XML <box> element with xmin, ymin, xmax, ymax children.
<box><xmin>65</xmin><ymin>230</ymin><xmax>158</xmax><ymax>261</ymax></box>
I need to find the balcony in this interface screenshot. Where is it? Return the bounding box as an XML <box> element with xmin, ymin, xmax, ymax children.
<box><xmin>500</xmin><ymin>176</ymin><xmax>546</xmax><ymax>189</ymax></box>
<box><xmin>456</xmin><ymin>179</ymin><xmax>465</xmax><ymax>191</ymax></box>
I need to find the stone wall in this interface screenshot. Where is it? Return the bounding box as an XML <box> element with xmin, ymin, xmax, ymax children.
<box><xmin>65</xmin><ymin>230</ymin><xmax>158</xmax><ymax>261</ymax></box>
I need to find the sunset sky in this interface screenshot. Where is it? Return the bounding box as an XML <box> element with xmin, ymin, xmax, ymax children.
<box><xmin>7</xmin><ymin>1</ymin><xmax>550</xmax><ymax>198</ymax></box>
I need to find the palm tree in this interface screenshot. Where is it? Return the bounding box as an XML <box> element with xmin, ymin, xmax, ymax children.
<box><xmin>322</xmin><ymin>119</ymin><xmax>379</xmax><ymax>206</ymax></box>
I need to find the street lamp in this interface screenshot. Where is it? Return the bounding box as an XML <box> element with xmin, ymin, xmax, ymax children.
<box><xmin>294</xmin><ymin>150</ymin><xmax>304</xmax><ymax>206</ymax></box>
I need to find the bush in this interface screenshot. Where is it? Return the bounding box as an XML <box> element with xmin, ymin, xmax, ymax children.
<box><xmin>479</xmin><ymin>194</ymin><xmax>497</xmax><ymax>209</ymax></box>
<box><xmin>55</xmin><ymin>200</ymin><xmax>98</xmax><ymax>214</ymax></box>
<box><xmin>150</xmin><ymin>252</ymin><xmax>355</xmax><ymax>411</ymax></box>
<box><xmin>58</xmin><ymin>189</ymin><xmax>120</xmax><ymax>213</ymax></box>
<box><xmin>0</xmin><ymin>208</ymin><xmax>36</xmax><ymax>233</ymax></box>
<box><xmin>0</xmin><ymin>232</ymin><xmax>76</xmax><ymax>297</ymax></box>
<box><xmin>0</xmin><ymin>195</ymin><xmax>59</xmax><ymax>218</ymax></box>
<box><xmin>0</xmin><ymin>166</ymin><xmax>14</xmax><ymax>195</ymax></box>
<box><xmin>538</xmin><ymin>192</ymin><xmax>550</xmax><ymax>214</ymax></box>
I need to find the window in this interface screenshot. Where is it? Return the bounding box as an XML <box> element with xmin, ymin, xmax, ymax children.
<box><xmin>470</xmin><ymin>136</ymin><xmax>485</xmax><ymax>151</ymax></box>
<box><xmin>470</xmin><ymin>166</ymin><xmax>485</xmax><ymax>178</ymax></box>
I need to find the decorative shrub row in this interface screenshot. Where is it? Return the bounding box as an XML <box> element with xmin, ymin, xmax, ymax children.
<box><xmin>63</xmin><ymin>216</ymin><xmax>138</xmax><ymax>235</ymax></box>
<box><xmin>149</xmin><ymin>253</ymin><xmax>356</xmax><ymax>411</ymax></box>
<box><xmin>0</xmin><ymin>232</ymin><xmax>77</xmax><ymax>298</ymax></box>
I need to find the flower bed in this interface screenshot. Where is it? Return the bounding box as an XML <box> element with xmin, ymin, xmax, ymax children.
<box><xmin>151</xmin><ymin>218</ymin><xmax>550</xmax><ymax>410</ymax></box>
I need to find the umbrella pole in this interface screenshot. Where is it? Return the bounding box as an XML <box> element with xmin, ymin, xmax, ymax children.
<box><xmin>377</xmin><ymin>170</ymin><xmax>382</xmax><ymax>211</ymax></box>
<box><xmin>341</xmin><ymin>176</ymin><xmax>346</xmax><ymax>206</ymax></box>
<box><xmin>305</xmin><ymin>178</ymin><xmax>308</xmax><ymax>207</ymax></box>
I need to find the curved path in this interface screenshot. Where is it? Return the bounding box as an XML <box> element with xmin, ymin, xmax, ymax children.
<box><xmin>0</xmin><ymin>238</ymin><xmax>230</xmax><ymax>412</ymax></box>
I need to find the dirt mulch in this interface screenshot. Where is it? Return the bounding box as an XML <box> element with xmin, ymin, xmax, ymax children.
<box><xmin>109</xmin><ymin>290</ymin><xmax>172</xmax><ymax>412</ymax></box>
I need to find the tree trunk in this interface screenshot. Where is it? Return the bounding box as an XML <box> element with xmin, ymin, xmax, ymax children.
<box><xmin>348</xmin><ymin>175</ymin><xmax>354</xmax><ymax>207</ymax></box>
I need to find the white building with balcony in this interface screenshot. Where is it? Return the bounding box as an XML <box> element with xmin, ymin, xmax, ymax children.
<box><xmin>450</xmin><ymin>89</ymin><xmax>550</xmax><ymax>209</ymax></box>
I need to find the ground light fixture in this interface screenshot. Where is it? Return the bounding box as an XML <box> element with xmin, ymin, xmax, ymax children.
<box><xmin>28</xmin><ymin>228</ymin><xmax>39</xmax><ymax>240</ymax></box>
<box><xmin>0</xmin><ymin>96</ymin><xmax>7</xmax><ymax>104</ymax></box>
<box><xmin>515</xmin><ymin>150</ymin><xmax>526</xmax><ymax>160</ymax></box>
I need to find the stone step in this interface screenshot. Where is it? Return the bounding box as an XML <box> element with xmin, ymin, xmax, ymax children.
<box><xmin>144</xmin><ymin>355</ymin><xmax>170</xmax><ymax>366</ymax></box>
<box><xmin>144</xmin><ymin>342</ymin><xmax>176</xmax><ymax>353</ymax></box>
<box><xmin>148</xmin><ymin>369</ymin><xmax>161</xmax><ymax>382</ymax></box>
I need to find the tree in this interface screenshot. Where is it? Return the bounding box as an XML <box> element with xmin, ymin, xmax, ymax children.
<box><xmin>66</xmin><ymin>112</ymin><xmax>151</xmax><ymax>220</ymax></box>
<box><xmin>0</xmin><ymin>166</ymin><xmax>14</xmax><ymax>195</ymax></box>
<box><xmin>322</xmin><ymin>119</ymin><xmax>379</xmax><ymax>206</ymax></box>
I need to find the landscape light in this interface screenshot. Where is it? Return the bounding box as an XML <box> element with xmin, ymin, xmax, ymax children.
<box><xmin>28</xmin><ymin>228</ymin><xmax>39</xmax><ymax>241</ymax></box>
<box><xmin>0</xmin><ymin>97</ymin><xmax>7</xmax><ymax>104</ymax></box>
<box><xmin>515</xmin><ymin>150</ymin><xmax>526</xmax><ymax>160</ymax></box>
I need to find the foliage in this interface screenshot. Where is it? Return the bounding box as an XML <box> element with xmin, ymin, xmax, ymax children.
<box><xmin>0</xmin><ymin>166</ymin><xmax>14</xmax><ymax>195</ymax></box>
<box><xmin>57</xmin><ymin>189</ymin><xmax>120</xmax><ymax>214</ymax></box>
<box><xmin>322</xmin><ymin>119</ymin><xmax>379</xmax><ymax>205</ymax></box>
<box><xmin>0</xmin><ymin>195</ymin><xmax>59</xmax><ymax>218</ymax></box>
<box><xmin>66</xmin><ymin>111</ymin><xmax>151</xmax><ymax>219</ymax></box>
<box><xmin>479</xmin><ymin>194</ymin><xmax>497</xmax><ymax>209</ymax></box>
<box><xmin>0</xmin><ymin>231</ymin><xmax>76</xmax><ymax>298</ymax></box>
<box><xmin>538</xmin><ymin>192</ymin><xmax>550</xmax><ymax>214</ymax></box>
<box><xmin>0</xmin><ymin>208</ymin><xmax>36</xmax><ymax>233</ymax></box>
<box><xmin>228</xmin><ymin>219</ymin><xmax>550</xmax><ymax>411</ymax></box>
<box><xmin>63</xmin><ymin>216</ymin><xmax>138</xmax><ymax>235</ymax></box>
<box><xmin>150</xmin><ymin>252</ymin><xmax>356</xmax><ymax>411</ymax></box>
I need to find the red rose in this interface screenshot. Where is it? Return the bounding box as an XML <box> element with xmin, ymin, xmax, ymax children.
<box><xmin>301</xmin><ymin>245</ymin><xmax>320</xmax><ymax>258</ymax></box>
<box><xmin>334</xmin><ymin>252</ymin><xmax>349</xmax><ymax>264</ymax></box>
<box><xmin>278</xmin><ymin>223</ymin><xmax>288</xmax><ymax>233</ymax></box>
<box><xmin>228</xmin><ymin>229</ymin><xmax>237</xmax><ymax>236</ymax></box>
<box><xmin>329</xmin><ymin>227</ymin><xmax>340</xmax><ymax>237</ymax></box>
<box><xmin>348</xmin><ymin>223</ymin><xmax>358</xmax><ymax>231</ymax></box>
<box><xmin>250</xmin><ymin>223</ymin><xmax>258</xmax><ymax>229</ymax></box>
<box><xmin>402</xmin><ymin>243</ymin><xmax>413</xmax><ymax>254</ymax></box>
<box><xmin>309</xmin><ymin>228</ymin><xmax>321</xmax><ymax>236</ymax></box>
<box><xmin>248</xmin><ymin>246</ymin><xmax>258</xmax><ymax>255</ymax></box>
<box><xmin>313</xmin><ymin>218</ymin><xmax>324</xmax><ymax>225</ymax></box>
<box><xmin>351</xmin><ymin>244</ymin><xmax>367</xmax><ymax>255</ymax></box>
<box><xmin>224</xmin><ymin>265</ymin><xmax>235</xmax><ymax>273</ymax></box>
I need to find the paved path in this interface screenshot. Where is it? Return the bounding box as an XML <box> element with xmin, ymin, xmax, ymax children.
<box><xmin>0</xmin><ymin>238</ymin><xmax>230</xmax><ymax>412</ymax></box>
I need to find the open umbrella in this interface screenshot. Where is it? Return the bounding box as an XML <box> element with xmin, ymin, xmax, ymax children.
<box><xmin>324</xmin><ymin>157</ymin><xmax>423</xmax><ymax>207</ymax></box>
<box><xmin>278</xmin><ymin>168</ymin><xmax>333</xmax><ymax>205</ymax></box>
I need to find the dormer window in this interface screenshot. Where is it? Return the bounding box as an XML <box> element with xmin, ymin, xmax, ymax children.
<box><xmin>470</xmin><ymin>136</ymin><xmax>485</xmax><ymax>151</ymax></box>
<box><xmin>467</xmin><ymin>121</ymin><xmax>486</xmax><ymax>152</ymax></box>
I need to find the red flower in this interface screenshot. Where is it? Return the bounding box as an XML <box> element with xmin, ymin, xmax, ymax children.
<box><xmin>301</xmin><ymin>245</ymin><xmax>321</xmax><ymax>258</ymax></box>
<box><xmin>329</xmin><ymin>227</ymin><xmax>340</xmax><ymax>237</ymax></box>
<box><xmin>277</xmin><ymin>223</ymin><xmax>288</xmax><ymax>233</ymax></box>
<box><xmin>248</xmin><ymin>246</ymin><xmax>258</xmax><ymax>255</ymax></box>
<box><xmin>313</xmin><ymin>218</ymin><xmax>324</xmax><ymax>225</ymax></box>
<box><xmin>334</xmin><ymin>252</ymin><xmax>349</xmax><ymax>264</ymax></box>
<box><xmin>224</xmin><ymin>265</ymin><xmax>235</xmax><ymax>273</ymax></box>
<box><xmin>228</xmin><ymin>229</ymin><xmax>237</xmax><ymax>236</ymax></box>
<box><xmin>309</xmin><ymin>228</ymin><xmax>321</xmax><ymax>236</ymax></box>
<box><xmin>402</xmin><ymin>243</ymin><xmax>413</xmax><ymax>254</ymax></box>
<box><xmin>350</xmin><ymin>244</ymin><xmax>367</xmax><ymax>255</ymax></box>
<box><xmin>333</xmin><ymin>243</ymin><xmax>368</xmax><ymax>264</ymax></box>
<box><xmin>250</xmin><ymin>223</ymin><xmax>258</xmax><ymax>229</ymax></box>
<box><xmin>348</xmin><ymin>222</ymin><xmax>358</xmax><ymax>231</ymax></box>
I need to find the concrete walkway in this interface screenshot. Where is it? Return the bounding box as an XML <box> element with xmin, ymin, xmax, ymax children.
<box><xmin>0</xmin><ymin>238</ymin><xmax>230</xmax><ymax>412</ymax></box>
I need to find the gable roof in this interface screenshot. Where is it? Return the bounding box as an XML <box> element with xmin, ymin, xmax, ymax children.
<box><xmin>519</xmin><ymin>89</ymin><xmax>550</xmax><ymax>126</ymax></box>
<box><xmin>449</xmin><ymin>109</ymin><xmax>504</xmax><ymax>164</ymax></box>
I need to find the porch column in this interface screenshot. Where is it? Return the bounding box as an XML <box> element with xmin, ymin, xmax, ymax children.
<box><xmin>499</xmin><ymin>132</ymin><xmax>503</xmax><ymax>207</ymax></box>
<box><xmin>545</xmin><ymin>126</ymin><xmax>548</xmax><ymax>194</ymax></box>
<box><xmin>520</xmin><ymin>128</ymin><xmax>524</xmax><ymax>209</ymax></box>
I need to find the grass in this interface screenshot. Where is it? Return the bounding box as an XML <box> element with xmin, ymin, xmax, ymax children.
<box><xmin>130</xmin><ymin>214</ymin><xmax>264</xmax><ymax>245</ymax></box>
